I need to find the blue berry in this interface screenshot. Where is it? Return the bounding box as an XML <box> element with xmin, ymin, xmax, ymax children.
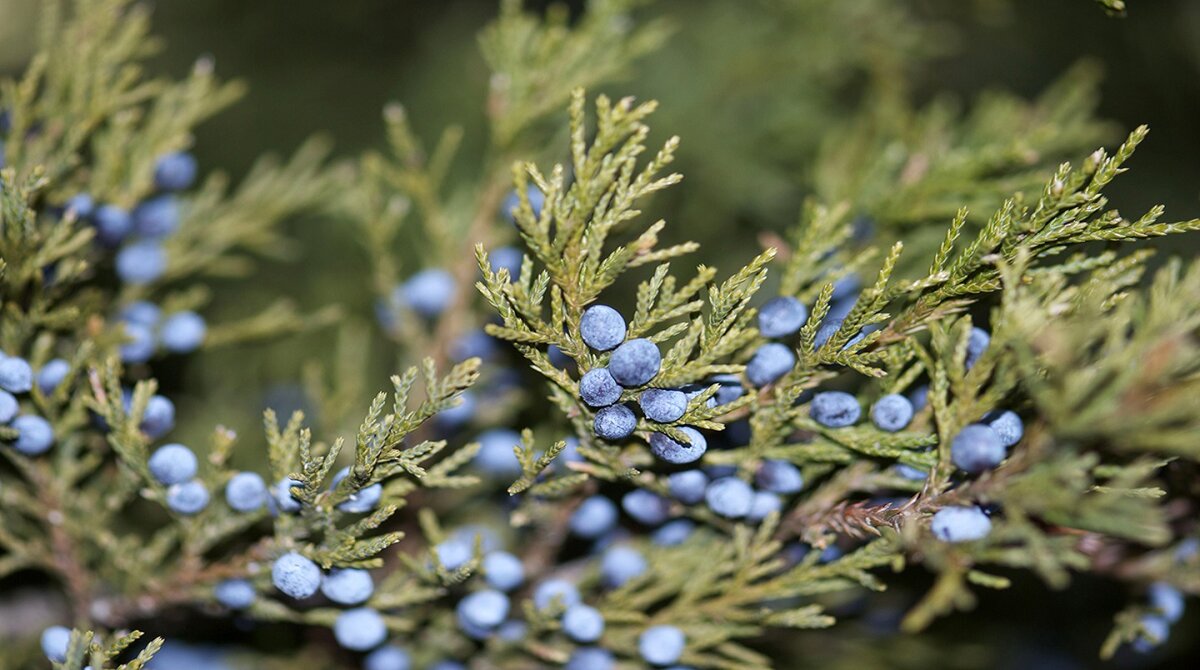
<box><xmin>930</xmin><ymin>506</ymin><xmax>992</xmax><ymax>542</ymax></box>
<box><xmin>909</xmin><ymin>384</ymin><xmax>929</xmax><ymax>410</ymax></box>
<box><xmin>225</xmin><ymin>472</ymin><xmax>267</xmax><ymax>512</ymax></box>
<box><xmin>450</xmin><ymin>329</ymin><xmax>496</xmax><ymax>362</ymax></box>
<box><xmin>402</xmin><ymin>269</ymin><xmax>456</xmax><ymax>318</ymax></box>
<box><xmin>652</xmin><ymin>519</ymin><xmax>695</xmax><ymax>546</ymax></box>
<box><xmin>160</xmin><ymin>311</ymin><xmax>206</xmax><ymax>353</ymax></box>
<box><xmin>986</xmin><ymin>410</ymin><xmax>1023</xmax><ymax>447</ymax></box>
<box><xmin>11</xmin><ymin>415</ymin><xmax>54</xmax><ymax>455</ymax></box>
<box><xmin>649</xmin><ymin>427</ymin><xmax>707</xmax><ymax>465</ymax></box>
<box><xmin>746</xmin><ymin>342</ymin><xmax>795</xmax><ymax>387</ymax></box>
<box><xmin>331</xmin><ymin>466</ymin><xmax>383</xmax><ymax>513</ymax></box>
<box><xmin>148</xmin><ymin>444</ymin><xmax>197</xmax><ymax>485</ymax></box>
<box><xmin>133</xmin><ymin>195</ymin><xmax>180</xmax><ymax>238</ymax></box>
<box><xmin>871</xmin><ymin>394</ymin><xmax>913</xmax><ymax>432</ymax></box>
<box><xmin>566</xmin><ymin>648</ymin><xmax>615</xmax><ymax>670</ymax></box>
<box><xmin>810</xmin><ymin>391</ymin><xmax>860</xmax><ymax>428</ymax></box>
<box><xmin>435</xmin><ymin>537</ymin><xmax>474</xmax><ymax>571</ymax></box>
<box><xmin>94</xmin><ymin>205</ymin><xmax>133</xmax><ymax>246</ymax></box>
<box><xmin>335</xmin><ymin>607</ymin><xmax>388</xmax><ymax>651</ymax></box>
<box><xmin>581</xmin><ymin>305</ymin><xmax>627</xmax><ymax>351</ymax></box>
<box><xmin>0</xmin><ymin>355</ymin><xmax>33</xmax><ymax>393</ymax></box>
<box><xmin>119</xmin><ymin>323</ymin><xmax>156</xmax><ymax>363</ymax></box>
<box><xmin>154</xmin><ymin>151</ymin><xmax>198</xmax><ymax>191</ymax></box>
<box><xmin>488</xmin><ymin>245</ymin><xmax>524</xmax><ymax>277</ymax></box>
<box><xmin>594</xmin><ymin>403</ymin><xmax>637</xmax><ymax>440</ymax></box>
<box><xmin>483</xmin><ymin>551</ymin><xmax>525</xmax><ymax>591</ymax></box>
<box><xmin>755</xmin><ymin>460</ymin><xmax>803</xmax><ymax>494</ymax></box>
<box><xmin>580</xmin><ymin>368</ymin><xmax>622</xmax><ymax>408</ymax></box>
<box><xmin>571</xmin><ymin>495</ymin><xmax>619</xmax><ymax>538</ymax></box>
<box><xmin>66</xmin><ymin>193</ymin><xmax>95</xmax><ymax>219</ymax></box>
<box><xmin>601</xmin><ymin>545</ymin><xmax>647</xmax><ymax>587</ymax></box>
<box><xmin>1149</xmin><ymin>582</ymin><xmax>1184</xmax><ymax>623</ymax></box>
<box><xmin>436</xmin><ymin>390</ymin><xmax>476</xmax><ymax>429</ymax></box>
<box><xmin>608</xmin><ymin>338</ymin><xmax>661</xmax><ymax>387</ymax></box>
<box><xmin>322</xmin><ymin>568</ymin><xmax>375</xmax><ymax>605</ymax></box>
<box><xmin>965</xmin><ymin>327</ymin><xmax>989</xmax><ymax>369</ymax></box>
<box><xmin>0</xmin><ymin>390</ymin><xmax>17</xmax><ymax>423</ymax></box>
<box><xmin>950</xmin><ymin>424</ymin><xmax>1005</xmax><ymax>473</ymax></box>
<box><xmin>563</xmin><ymin>603</ymin><xmax>605</xmax><ymax>642</ymax></box>
<box><xmin>1133</xmin><ymin>615</ymin><xmax>1169</xmax><ymax>653</ymax></box>
<box><xmin>668</xmin><ymin>470</ymin><xmax>708</xmax><ymax>504</ymax></box>
<box><xmin>272</xmin><ymin>552</ymin><xmax>321</xmax><ymax>599</ymax></box>
<box><xmin>831</xmin><ymin>274</ymin><xmax>862</xmax><ymax>302</ymax></box>
<box><xmin>758</xmin><ymin>296</ymin><xmax>808</xmax><ymax>338</ymax></box>
<box><xmin>272</xmin><ymin>477</ymin><xmax>303</xmax><ymax>513</ymax></box>
<box><xmin>41</xmin><ymin>626</ymin><xmax>71</xmax><ymax>662</ymax></box>
<box><xmin>167</xmin><ymin>480</ymin><xmax>210</xmax><ymax>515</ymax></box>
<box><xmin>533</xmin><ymin>579</ymin><xmax>580</xmax><ymax>611</ymax></box>
<box><xmin>121</xmin><ymin>301</ymin><xmax>162</xmax><ymax>328</ymax></box>
<box><xmin>473</xmin><ymin>428</ymin><xmax>523</xmax><ymax>477</ymax></box>
<box><xmin>705</xmin><ymin>477</ymin><xmax>754</xmax><ymax>518</ymax></box>
<box><xmin>621</xmin><ymin>489</ymin><xmax>671</xmax><ymax>526</ymax></box>
<box><xmin>502</xmin><ymin>185</ymin><xmax>545</xmax><ymax>224</ymax></box>
<box><xmin>710</xmin><ymin>374</ymin><xmax>745</xmax><ymax>406</ymax></box>
<box><xmin>894</xmin><ymin>464</ymin><xmax>928</xmax><ymax>481</ymax></box>
<box><xmin>116</xmin><ymin>240</ymin><xmax>167</xmax><ymax>285</ymax></box>
<box><xmin>639</xmin><ymin>625</ymin><xmax>686</xmax><ymax>666</ymax></box>
<box><xmin>365</xmin><ymin>645</ymin><xmax>411</xmax><ymax>670</ymax></box>
<box><xmin>141</xmin><ymin>394</ymin><xmax>176</xmax><ymax>439</ymax></box>
<box><xmin>814</xmin><ymin>318</ymin><xmax>843</xmax><ymax>349</ymax></box>
<box><xmin>746</xmin><ymin>491</ymin><xmax>782</xmax><ymax>522</ymax></box>
<box><xmin>639</xmin><ymin>388</ymin><xmax>688</xmax><ymax>423</ymax></box>
<box><xmin>36</xmin><ymin>359</ymin><xmax>70</xmax><ymax>394</ymax></box>
<box><xmin>214</xmin><ymin>578</ymin><xmax>256</xmax><ymax>609</ymax></box>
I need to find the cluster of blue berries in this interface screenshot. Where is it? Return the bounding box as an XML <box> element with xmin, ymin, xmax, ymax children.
<box><xmin>1134</xmin><ymin>580</ymin><xmax>1186</xmax><ymax>653</ymax></box>
<box><xmin>117</xmin><ymin>300</ymin><xmax>207</xmax><ymax>363</ymax></box>
<box><xmin>66</xmin><ymin>151</ymin><xmax>197</xmax><ymax>285</ymax></box>
<box><xmin>1</xmin><ymin>352</ymin><xmax>57</xmax><ymax>455</ymax></box>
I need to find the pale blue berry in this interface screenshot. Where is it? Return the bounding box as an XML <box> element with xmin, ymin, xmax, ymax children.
<box><xmin>930</xmin><ymin>506</ymin><xmax>992</xmax><ymax>542</ymax></box>
<box><xmin>41</xmin><ymin>626</ymin><xmax>71</xmax><ymax>662</ymax></box>
<box><xmin>594</xmin><ymin>404</ymin><xmax>636</xmax><ymax>440</ymax></box>
<box><xmin>502</xmin><ymin>185</ymin><xmax>545</xmax><ymax>224</ymax></box>
<box><xmin>648</xmin><ymin>427</ymin><xmax>707</xmax><ymax>465</ymax></box>
<box><xmin>272</xmin><ymin>477</ymin><xmax>303</xmax><ymax>513</ymax></box>
<box><xmin>1149</xmin><ymin>582</ymin><xmax>1184</xmax><ymax>623</ymax></box>
<box><xmin>167</xmin><ymin>480</ymin><xmax>209</xmax><ymax>515</ymax></box>
<box><xmin>563</xmin><ymin>603</ymin><xmax>605</xmax><ymax>643</ymax></box>
<box><xmin>965</xmin><ymin>327</ymin><xmax>989</xmax><ymax>369</ymax></box>
<box><xmin>365</xmin><ymin>646</ymin><xmax>411</xmax><ymax>670</ymax></box>
<box><xmin>141</xmin><ymin>394</ymin><xmax>176</xmax><ymax>439</ymax></box>
<box><xmin>1133</xmin><ymin>615</ymin><xmax>1169</xmax><ymax>653</ymax></box>
<box><xmin>402</xmin><ymin>269</ymin><xmax>456</xmax><ymax>318</ymax></box>
<box><xmin>639</xmin><ymin>625</ymin><xmax>686</xmax><ymax>666</ymax></box>
<box><xmin>450</xmin><ymin>329</ymin><xmax>496</xmax><ymax>362</ymax></box>
<box><xmin>160</xmin><ymin>311</ymin><xmax>206</xmax><ymax>353</ymax></box>
<box><xmin>121</xmin><ymin>301</ymin><xmax>161</xmax><ymax>328</ymax></box>
<box><xmin>667</xmin><ymin>470</ymin><xmax>708</xmax><ymax>504</ymax></box>
<box><xmin>710</xmin><ymin>374</ymin><xmax>745</xmax><ymax>406</ymax></box>
<box><xmin>533</xmin><ymin>579</ymin><xmax>580</xmax><ymax>611</ymax></box>
<box><xmin>0</xmin><ymin>356</ymin><xmax>33</xmax><ymax>393</ymax></box>
<box><xmin>950</xmin><ymin>424</ymin><xmax>1005</xmax><ymax>473</ymax></box>
<box><xmin>330</xmin><ymin>467</ymin><xmax>383</xmax><ymax>513</ymax></box>
<box><xmin>571</xmin><ymin>495</ymin><xmax>619</xmax><ymax>538</ymax></box>
<box><xmin>566</xmin><ymin>648</ymin><xmax>614</xmax><ymax>670</ymax></box>
<box><xmin>149</xmin><ymin>444</ymin><xmax>198</xmax><ymax>485</ymax></box>
<box><xmin>652</xmin><ymin>519</ymin><xmax>695</xmax><ymax>546</ymax></box>
<box><xmin>435</xmin><ymin>537</ymin><xmax>473</xmax><ymax>571</ymax></box>
<box><xmin>755</xmin><ymin>459</ymin><xmax>803</xmax><ymax>494</ymax></box>
<box><xmin>746</xmin><ymin>343</ymin><xmax>795</xmax><ymax>387</ymax></box>
<box><xmin>115</xmin><ymin>240</ymin><xmax>167</xmax><ymax>285</ymax></box>
<box><xmin>621</xmin><ymin>489</ymin><xmax>671</xmax><ymax>526</ymax></box>
<box><xmin>746</xmin><ymin>491</ymin><xmax>782</xmax><ymax>521</ymax></box>
<box><xmin>602</xmin><ymin>545</ymin><xmax>647</xmax><ymax>587</ymax></box>
<box><xmin>214</xmin><ymin>578</ymin><xmax>256</xmax><ymax>609</ymax></box>
<box><xmin>705</xmin><ymin>477</ymin><xmax>753</xmax><ymax>518</ymax></box>
<box><xmin>133</xmin><ymin>195</ymin><xmax>180</xmax><ymax>238</ymax></box>
<box><xmin>986</xmin><ymin>410</ymin><xmax>1023</xmax><ymax>447</ymax></box>
<box><xmin>154</xmin><ymin>151</ymin><xmax>198</xmax><ymax>191</ymax></box>
<box><xmin>335</xmin><ymin>607</ymin><xmax>388</xmax><ymax>651</ymax></box>
<box><xmin>482</xmin><ymin>551</ymin><xmax>524</xmax><ymax>591</ymax></box>
<box><xmin>11</xmin><ymin>415</ymin><xmax>54</xmax><ymax>455</ymax></box>
<box><xmin>909</xmin><ymin>384</ymin><xmax>929</xmax><ymax>410</ymax></box>
<box><xmin>758</xmin><ymin>296</ymin><xmax>808</xmax><ymax>338</ymax></box>
<box><xmin>488</xmin><ymin>246</ymin><xmax>524</xmax><ymax>277</ymax></box>
<box><xmin>581</xmin><ymin>305</ymin><xmax>627</xmax><ymax>351</ymax></box>
<box><xmin>66</xmin><ymin>193</ymin><xmax>95</xmax><ymax>219</ymax></box>
<box><xmin>119</xmin><ymin>322</ymin><xmax>156</xmax><ymax>363</ymax></box>
<box><xmin>639</xmin><ymin>388</ymin><xmax>688</xmax><ymax>423</ymax></box>
<box><xmin>473</xmin><ymin>428</ymin><xmax>523</xmax><ymax>477</ymax></box>
<box><xmin>609</xmin><ymin>338</ymin><xmax>661</xmax><ymax>387</ymax></box>
<box><xmin>436</xmin><ymin>390</ymin><xmax>476</xmax><ymax>429</ymax></box>
<box><xmin>94</xmin><ymin>205</ymin><xmax>133</xmax><ymax>246</ymax></box>
<box><xmin>810</xmin><ymin>391</ymin><xmax>860</xmax><ymax>428</ymax></box>
<box><xmin>35</xmin><ymin>359</ymin><xmax>70</xmax><ymax>395</ymax></box>
<box><xmin>894</xmin><ymin>464</ymin><xmax>928</xmax><ymax>481</ymax></box>
<box><xmin>225</xmin><ymin>472</ymin><xmax>267</xmax><ymax>512</ymax></box>
<box><xmin>0</xmin><ymin>390</ymin><xmax>17</xmax><ymax>423</ymax></box>
<box><xmin>272</xmin><ymin>552</ymin><xmax>321</xmax><ymax>599</ymax></box>
<box><xmin>580</xmin><ymin>368</ymin><xmax>622</xmax><ymax>408</ymax></box>
<box><xmin>322</xmin><ymin>568</ymin><xmax>374</xmax><ymax>605</ymax></box>
<box><xmin>871</xmin><ymin>394</ymin><xmax>913</xmax><ymax>432</ymax></box>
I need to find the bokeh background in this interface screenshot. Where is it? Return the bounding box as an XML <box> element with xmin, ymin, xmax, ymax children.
<box><xmin>3</xmin><ymin>0</ymin><xmax>1200</xmax><ymax>667</ymax></box>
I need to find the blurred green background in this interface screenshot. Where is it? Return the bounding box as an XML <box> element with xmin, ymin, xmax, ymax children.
<box><xmin>3</xmin><ymin>0</ymin><xmax>1200</xmax><ymax>666</ymax></box>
